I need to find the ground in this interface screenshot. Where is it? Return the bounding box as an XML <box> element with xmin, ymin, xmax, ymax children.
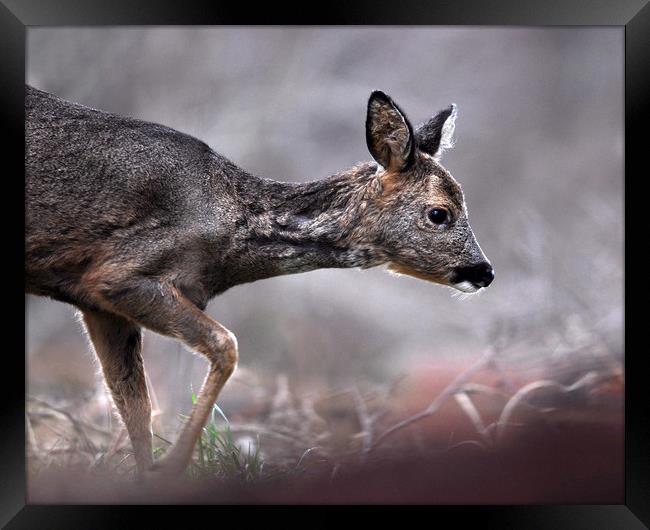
<box><xmin>27</xmin><ymin>342</ymin><xmax>623</xmax><ymax>504</ymax></box>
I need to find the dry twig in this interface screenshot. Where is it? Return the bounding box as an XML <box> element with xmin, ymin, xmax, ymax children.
<box><xmin>367</xmin><ymin>348</ymin><xmax>497</xmax><ymax>453</ymax></box>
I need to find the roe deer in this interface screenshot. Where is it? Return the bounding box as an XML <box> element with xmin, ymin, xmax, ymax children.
<box><xmin>26</xmin><ymin>86</ymin><xmax>493</xmax><ymax>478</ymax></box>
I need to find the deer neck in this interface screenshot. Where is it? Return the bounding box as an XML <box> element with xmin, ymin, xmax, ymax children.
<box><xmin>239</xmin><ymin>162</ymin><xmax>386</xmax><ymax>276</ymax></box>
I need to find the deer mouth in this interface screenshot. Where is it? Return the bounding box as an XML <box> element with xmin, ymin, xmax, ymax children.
<box><xmin>387</xmin><ymin>262</ymin><xmax>485</xmax><ymax>295</ymax></box>
<box><xmin>451</xmin><ymin>280</ymin><xmax>481</xmax><ymax>294</ymax></box>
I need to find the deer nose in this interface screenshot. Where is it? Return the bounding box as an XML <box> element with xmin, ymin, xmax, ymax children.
<box><xmin>454</xmin><ymin>262</ymin><xmax>494</xmax><ymax>288</ymax></box>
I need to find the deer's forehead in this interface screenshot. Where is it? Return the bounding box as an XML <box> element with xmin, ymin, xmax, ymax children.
<box><xmin>420</xmin><ymin>160</ymin><xmax>465</xmax><ymax>212</ymax></box>
<box><xmin>376</xmin><ymin>157</ymin><xmax>465</xmax><ymax>212</ymax></box>
<box><xmin>430</xmin><ymin>174</ymin><xmax>464</xmax><ymax>210</ymax></box>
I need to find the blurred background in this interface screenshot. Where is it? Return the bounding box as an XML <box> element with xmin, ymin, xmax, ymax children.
<box><xmin>25</xmin><ymin>27</ymin><xmax>624</xmax><ymax>502</ymax></box>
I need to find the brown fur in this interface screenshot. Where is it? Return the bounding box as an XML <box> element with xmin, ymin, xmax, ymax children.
<box><xmin>386</xmin><ymin>261</ymin><xmax>450</xmax><ymax>285</ymax></box>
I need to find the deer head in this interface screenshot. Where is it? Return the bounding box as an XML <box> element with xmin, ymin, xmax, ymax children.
<box><xmin>362</xmin><ymin>90</ymin><xmax>494</xmax><ymax>293</ymax></box>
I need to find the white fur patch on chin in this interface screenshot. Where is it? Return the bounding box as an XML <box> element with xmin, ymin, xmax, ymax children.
<box><xmin>452</xmin><ymin>281</ymin><xmax>480</xmax><ymax>294</ymax></box>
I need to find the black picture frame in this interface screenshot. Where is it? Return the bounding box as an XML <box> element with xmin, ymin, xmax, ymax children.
<box><xmin>3</xmin><ymin>1</ymin><xmax>647</xmax><ymax>526</ymax></box>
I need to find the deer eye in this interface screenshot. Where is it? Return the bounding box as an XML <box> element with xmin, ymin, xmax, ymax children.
<box><xmin>428</xmin><ymin>208</ymin><xmax>448</xmax><ymax>224</ymax></box>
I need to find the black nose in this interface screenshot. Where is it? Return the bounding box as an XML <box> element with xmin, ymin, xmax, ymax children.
<box><xmin>454</xmin><ymin>262</ymin><xmax>494</xmax><ymax>288</ymax></box>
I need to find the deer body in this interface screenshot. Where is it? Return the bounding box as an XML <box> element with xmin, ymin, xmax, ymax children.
<box><xmin>26</xmin><ymin>85</ymin><xmax>493</xmax><ymax>477</ymax></box>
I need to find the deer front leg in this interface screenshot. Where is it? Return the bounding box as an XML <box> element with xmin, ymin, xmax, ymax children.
<box><xmin>81</xmin><ymin>309</ymin><xmax>153</xmax><ymax>475</ymax></box>
<box><xmin>94</xmin><ymin>277</ymin><xmax>238</xmax><ymax>477</ymax></box>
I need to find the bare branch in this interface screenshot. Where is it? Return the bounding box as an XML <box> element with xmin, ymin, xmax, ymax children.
<box><xmin>368</xmin><ymin>348</ymin><xmax>497</xmax><ymax>453</ymax></box>
<box><xmin>495</xmin><ymin>371</ymin><xmax>599</xmax><ymax>443</ymax></box>
<box><xmin>351</xmin><ymin>385</ymin><xmax>373</xmax><ymax>459</ymax></box>
<box><xmin>453</xmin><ymin>392</ymin><xmax>492</xmax><ymax>446</ymax></box>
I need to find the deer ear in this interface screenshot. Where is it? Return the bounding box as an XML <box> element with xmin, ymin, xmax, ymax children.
<box><xmin>415</xmin><ymin>104</ymin><xmax>457</xmax><ymax>160</ymax></box>
<box><xmin>366</xmin><ymin>91</ymin><xmax>415</xmax><ymax>171</ymax></box>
